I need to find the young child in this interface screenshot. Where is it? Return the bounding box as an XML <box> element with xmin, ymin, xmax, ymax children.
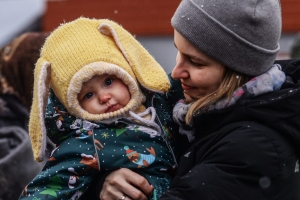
<box><xmin>19</xmin><ymin>17</ymin><xmax>184</xmax><ymax>200</ymax></box>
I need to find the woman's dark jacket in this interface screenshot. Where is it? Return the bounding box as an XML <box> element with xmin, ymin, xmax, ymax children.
<box><xmin>160</xmin><ymin>59</ymin><xmax>300</xmax><ymax>200</ymax></box>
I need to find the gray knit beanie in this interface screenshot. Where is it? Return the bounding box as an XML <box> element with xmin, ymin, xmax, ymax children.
<box><xmin>171</xmin><ymin>0</ymin><xmax>282</xmax><ymax>76</ymax></box>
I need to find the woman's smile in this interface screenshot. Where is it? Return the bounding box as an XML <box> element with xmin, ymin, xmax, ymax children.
<box><xmin>181</xmin><ymin>82</ymin><xmax>195</xmax><ymax>90</ymax></box>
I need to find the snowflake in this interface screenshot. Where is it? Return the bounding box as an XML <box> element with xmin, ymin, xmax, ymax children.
<box><xmin>101</xmin><ymin>132</ymin><xmax>109</xmax><ymax>139</ymax></box>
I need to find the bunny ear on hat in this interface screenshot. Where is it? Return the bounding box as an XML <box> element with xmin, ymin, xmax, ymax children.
<box><xmin>98</xmin><ymin>21</ymin><xmax>170</xmax><ymax>93</ymax></box>
<box><xmin>29</xmin><ymin>57</ymin><xmax>51</xmax><ymax>162</ymax></box>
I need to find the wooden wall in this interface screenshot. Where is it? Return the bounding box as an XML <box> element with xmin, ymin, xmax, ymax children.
<box><xmin>43</xmin><ymin>0</ymin><xmax>300</xmax><ymax>35</ymax></box>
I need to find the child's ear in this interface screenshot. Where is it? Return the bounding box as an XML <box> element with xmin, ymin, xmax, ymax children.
<box><xmin>29</xmin><ymin>57</ymin><xmax>51</xmax><ymax>162</ymax></box>
<box><xmin>99</xmin><ymin>21</ymin><xmax>170</xmax><ymax>93</ymax></box>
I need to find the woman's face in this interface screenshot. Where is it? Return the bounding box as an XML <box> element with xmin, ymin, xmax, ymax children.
<box><xmin>172</xmin><ymin>30</ymin><xmax>225</xmax><ymax>100</ymax></box>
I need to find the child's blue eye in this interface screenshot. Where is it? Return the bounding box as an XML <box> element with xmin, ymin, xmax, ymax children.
<box><xmin>84</xmin><ymin>93</ymin><xmax>93</xmax><ymax>99</ymax></box>
<box><xmin>104</xmin><ymin>78</ymin><xmax>113</xmax><ymax>86</ymax></box>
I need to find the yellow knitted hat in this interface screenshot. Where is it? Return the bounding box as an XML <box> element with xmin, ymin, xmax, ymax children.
<box><xmin>29</xmin><ymin>17</ymin><xmax>170</xmax><ymax>162</ymax></box>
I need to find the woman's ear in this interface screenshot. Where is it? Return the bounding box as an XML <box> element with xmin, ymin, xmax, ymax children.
<box><xmin>99</xmin><ymin>21</ymin><xmax>170</xmax><ymax>93</ymax></box>
<box><xmin>29</xmin><ymin>58</ymin><xmax>51</xmax><ymax>162</ymax></box>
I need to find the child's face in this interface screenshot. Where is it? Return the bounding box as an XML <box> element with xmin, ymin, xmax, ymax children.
<box><xmin>77</xmin><ymin>74</ymin><xmax>131</xmax><ymax>114</ymax></box>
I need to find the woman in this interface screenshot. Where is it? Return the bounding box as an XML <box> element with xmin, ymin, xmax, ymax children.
<box><xmin>86</xmin><ymin>0</ymin><xmax>300</xmax><ymax>199</ymax></box>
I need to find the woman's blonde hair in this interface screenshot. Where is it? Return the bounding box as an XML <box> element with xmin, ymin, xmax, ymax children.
<box><xmin>185</xmin><ymin>67</ymin><xmax>251</xmax><ymax>125</ymax></box>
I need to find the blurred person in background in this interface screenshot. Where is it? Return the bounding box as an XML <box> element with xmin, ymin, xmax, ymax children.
<box><xmin>0</xmin><ymin>32</ymin><xmax>54</xmax><ymax>200</ymax></box>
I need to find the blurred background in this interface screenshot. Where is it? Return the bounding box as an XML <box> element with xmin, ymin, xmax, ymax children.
<box><xmin>1</xmin><ymin>0</ymin><xmax>300</xmax><ymax>73</ymax></box>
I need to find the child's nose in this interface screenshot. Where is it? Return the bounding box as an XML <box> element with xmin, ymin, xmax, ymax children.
<box><xmin>98</xmin><ymin>93</ymin><xmax>110</xmax><ymax>104</ymax></box>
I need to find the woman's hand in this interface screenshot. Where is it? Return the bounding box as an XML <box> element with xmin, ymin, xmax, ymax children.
<box><xmin>100</xmin><ymin>168</ymin><xmax>154</xmax><ymax>200</ymax></box>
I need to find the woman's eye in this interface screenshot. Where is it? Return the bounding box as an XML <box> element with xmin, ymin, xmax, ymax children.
<box><xmin>104</xmin><ymin>78</ymin><xmax>113</xmax><ymax>86</ymax></box>
<box><xmin>189</xmin><ymin>59</ymin><xmax>199</xmax><ymax>65</ymax></box>
<box><xmin>190</xmin><ymin>59</ymin><xmax>204</xmax><ymax>67</ymax></box>
<box><xmin>84</xmin><ymin>93</ymin><xmax>93</xmax><ymax>99</ymax></box>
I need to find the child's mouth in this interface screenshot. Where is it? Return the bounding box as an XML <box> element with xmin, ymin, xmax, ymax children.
<box><xmin>106</xmin><ymin>104</ymin><xmax>118</xmax><ymax>113</ymax></box>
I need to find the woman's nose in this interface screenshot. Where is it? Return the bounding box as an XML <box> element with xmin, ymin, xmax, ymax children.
<box><xmin>172</xmin><ymin>53</ymin><xmax>189</xmax><ymax>80</ymax></box>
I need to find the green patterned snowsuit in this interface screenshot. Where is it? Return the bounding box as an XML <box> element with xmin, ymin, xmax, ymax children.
<box><xmin>19</xmin><ymin>88</ymin><xmax>181</xmax><ymax>200</ymax></box>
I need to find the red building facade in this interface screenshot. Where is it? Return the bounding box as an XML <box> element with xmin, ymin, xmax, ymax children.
<box><xmin>42</xmin><ymin>0</ymin><xmax>300</xmax><ymax>35</ymax></box>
